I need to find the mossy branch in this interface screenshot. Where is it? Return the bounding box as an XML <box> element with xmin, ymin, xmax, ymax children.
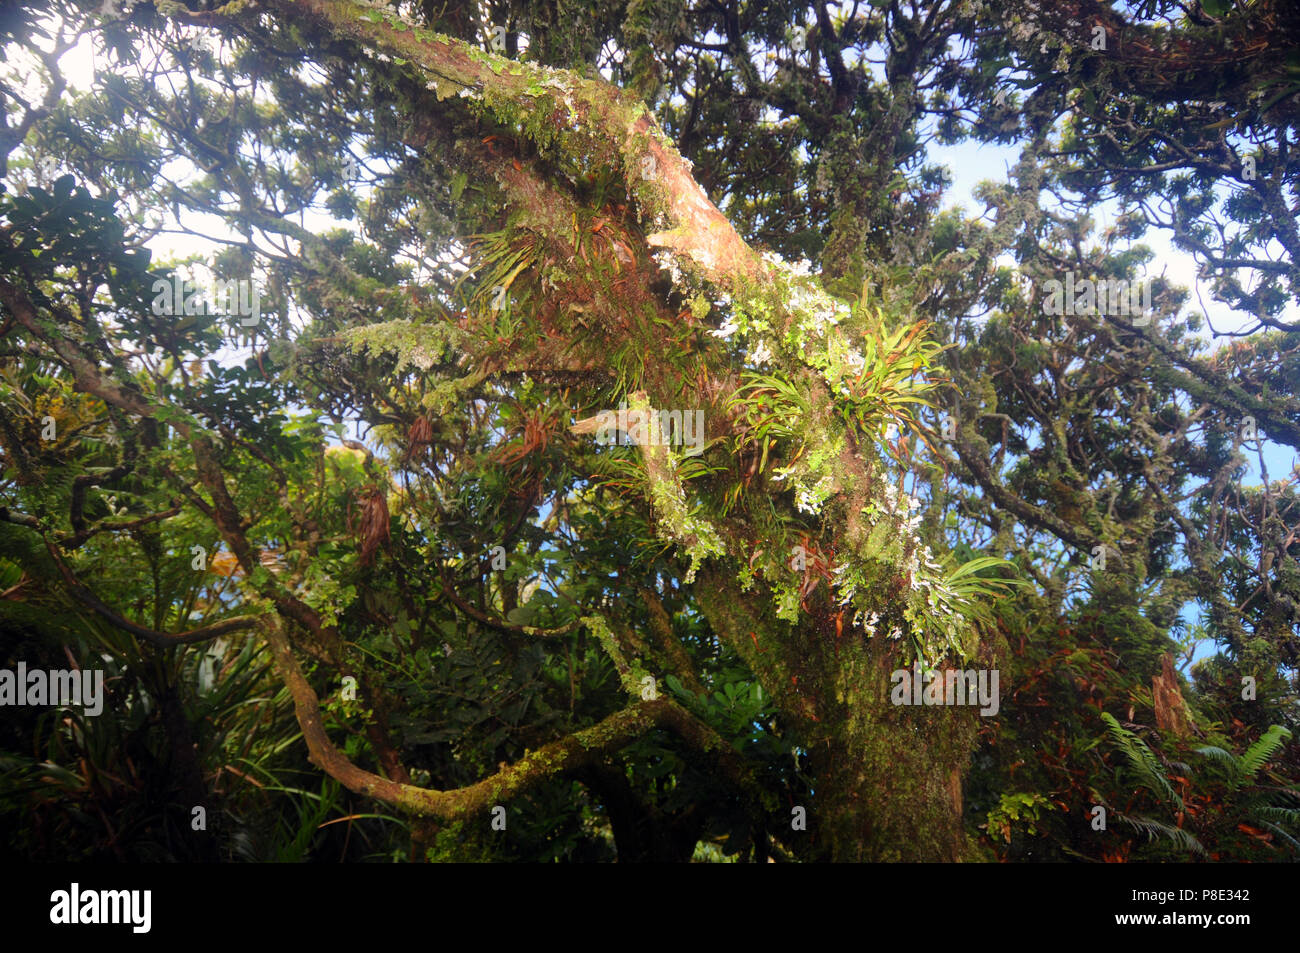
<box><xmin>264</xmin><ymin>614</ymin><xmax>759</xmax><ymax>818</ymax></box>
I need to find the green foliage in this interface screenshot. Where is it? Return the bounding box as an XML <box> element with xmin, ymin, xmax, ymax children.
<box><xmin>1101</xmin><ymin>712</ymin><xmax>1183</xmax><ymax>810</ymax></box>
<box><xmin>983</xmin><ymin>791</ymin><xmax>1051</xmax><ymax>844</ymax></box>
<box><xmin>0</xmin><ymin>0</ymin><xmax>1296</xmax><ymax>864</ymax></box>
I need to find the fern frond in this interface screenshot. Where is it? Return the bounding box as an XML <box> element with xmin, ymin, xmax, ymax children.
<box><xmin>1239</xmin><ymin>725</ymin><xmax>1292</xmax><ymax>787</ymax></box>
<box><xmin>1116</xmin><ymin>813</ymin><xmax>1207</xmax><ymax>857</ymax></box>
<box><xmin>1101</xmin><ymin>712</ymin><xmax>1182</xmax><ymax>809</ymax></box>
<box><xmin>1195</xmin><ymin>745</ymin><xmax>1237</xmax><ymax>767</ymax></box>
<box><xmin>1252</xmin><ymin>805</ymin><xmax>1300</xmax><ymax>827</ymax></box>
<box><xmin>1258</xmin><ymin>821</ymin><xmax>1300</xmax><ymax>853</ymax></box>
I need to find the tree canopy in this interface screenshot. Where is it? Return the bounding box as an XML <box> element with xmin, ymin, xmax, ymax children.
<box><xmin>0</xmin><ymin>0</ymin><xmax>1297</xmax><ymax>863</ymax></box>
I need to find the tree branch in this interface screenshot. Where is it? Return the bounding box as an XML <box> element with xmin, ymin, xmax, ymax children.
<box><xmin>261</xmin><ymin>613</ymin><xmax>756</xmax><ymax>820</ymax></box>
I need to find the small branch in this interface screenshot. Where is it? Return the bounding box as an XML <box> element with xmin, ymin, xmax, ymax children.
<box><xmin>41</xmin><ymin>538</ymin><xmax>260</xmax><ymax>646</ymax></box>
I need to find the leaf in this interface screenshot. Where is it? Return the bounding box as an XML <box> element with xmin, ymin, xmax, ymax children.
<box><xmin>865</xmin><ymin>519</ymin><xmax>889</xmax><ymax>558</ymax></box>
<box><xmin>1116</xmin><ymin>814</ymin><xmax>1207</xmax><ymax>857</ymax></box>
<box><xmin>1238</xmin><ymin>725</ymin><xmax>1291</xmax><ymax>787</ymax></box>
<box><xmin>506</xmin><ymin>606</ymin><xmax>537</xmax><ymax>625</ymax></box>
<box><xmin>1101</xmin><ymin>712</ymin><xmax>1182</xmax><ymax>809</ymax></box>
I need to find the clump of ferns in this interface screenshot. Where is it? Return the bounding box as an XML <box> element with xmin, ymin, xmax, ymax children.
<box><xmin>571</xmin><ymin>212</ymin><xmax>639</xmax><ymax>274</ymax></box>
<box><xmin>1100</xmin><ymin>713</ymin><xmax>1299</xmax><ymax>857</ymax></box>
<box><xmin>720</xmin><ymin>373</ymin><xmax>814</xmax><ymax>518</ymax></box>
<box><xmin>607</xmin><ymin>339</ymin><xmax>647</xmax><ymax>396</ymax></box>
<box><xmin>492</xmin><ymin>401</ymin><xmax>564</xmax><ymax>468</ymax></box>
<box><xmin>1098</xmin><ymin>712</ymin><xmax>1209</xmax><ymax>857</ymax></box>
<box><xmin>1196</xmin><ymin>724</ymin><xmax>1300</xmax><ymax>853</ymax></box>
<box><xmin>588</xmin><ymin>435</ymin><xmax>725</xmax><ymax>512</ymax></box>
<box><xmin>726</xmin><ymin>323</ymin><xmax>948</xmax><ymax>484</ymax></box>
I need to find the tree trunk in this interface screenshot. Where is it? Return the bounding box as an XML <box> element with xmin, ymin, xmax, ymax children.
<box><xmin>697</xmin><ymin>571</ymin><xmax>978</xmax><ymax>861</ymax></box>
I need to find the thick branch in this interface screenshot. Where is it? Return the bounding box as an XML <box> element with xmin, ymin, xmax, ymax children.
<box><xmin>261</xmin><ymin>0</ymin><xmax>766</xmax><ymax>294</ymax></box>
<box><xmin>262</xmin><ymin>613</ymin><xmax>756</xmax><ymax>820</ymax></box>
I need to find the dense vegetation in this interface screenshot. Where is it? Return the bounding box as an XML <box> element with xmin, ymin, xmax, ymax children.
<box><xmin>0</xmin><ymin>0</ymin><xmax>1297</xmax><ymax>862</ymax></box>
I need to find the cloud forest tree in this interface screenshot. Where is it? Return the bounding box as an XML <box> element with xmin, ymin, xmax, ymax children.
<box><xmin>0</xmin><ymin>0</ymin><xmax>1296</xmax><ymax>862</ymax></box>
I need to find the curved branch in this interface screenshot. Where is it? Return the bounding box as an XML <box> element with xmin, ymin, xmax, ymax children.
<box><xmin>947</xmin><ymin>431</ymin><xmax>1099</xmax><ymax>553</ymax></box>
<box><xmin>1101</xmin><ymin>313</ymin><xmax>1300</xmax><ymax>451</ymax></box>
<box><xmin>59</xmin><ymin>503</ymin><xmax>183</xmax><ymax>551</ymax></box>
<box><xmin>260</xmin><ymin>0</ymin><xmax>766</xmax><ymax>295</ymax></box>
<box><xmin>261</xmin><ymin>613</ymin><xmax>758</xmax><ymax>820</ymax></box>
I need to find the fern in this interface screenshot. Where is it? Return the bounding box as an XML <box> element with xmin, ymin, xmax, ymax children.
<box><xmin>1258</xmin><ymin>821</ymin><xmax>1300</xmax><ymax>853</ymax></box>
<box><xmin>1253</xmin><ymin>805</ymin><xmax>1300</xmax><ymax>825</ymax></box>
<box><xmin>1194</xmin><ymin>745</ymin><xmax>1237</xmax><ymax>768</ymax></box>
<box><xmin>1116</xmin><ymin>814</ymin><xmax>1207</xmax><ymax>857</ymax></box>
<box><xmin>1239</xmin><ymin>725</ymin><xmax>1292</xmax><ymax>787</ymax></box>
<box><xmin>1100</xmin><ymin>712</ymin><xmax>1182</xmax><ymax>810</ymax></box>
<box><xmin>1195</xmin><ymin>725</ymin><xmax>1292</xmax><ymax>792</ymax></box>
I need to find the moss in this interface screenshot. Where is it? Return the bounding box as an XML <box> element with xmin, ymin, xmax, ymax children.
<box><xmin>635</xmin><ymin>398</ymin><xmax>728</xmax><ymax>584</ymax></box>
<box><xmin>339</xmin><ymin>319</ymin><xmax>467</xmax><ymax>375</ymax></box>
<box><xmin>582</xmin><ymin>613</ymin><xmax>655</xmax><ymax>698</ymax></box>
